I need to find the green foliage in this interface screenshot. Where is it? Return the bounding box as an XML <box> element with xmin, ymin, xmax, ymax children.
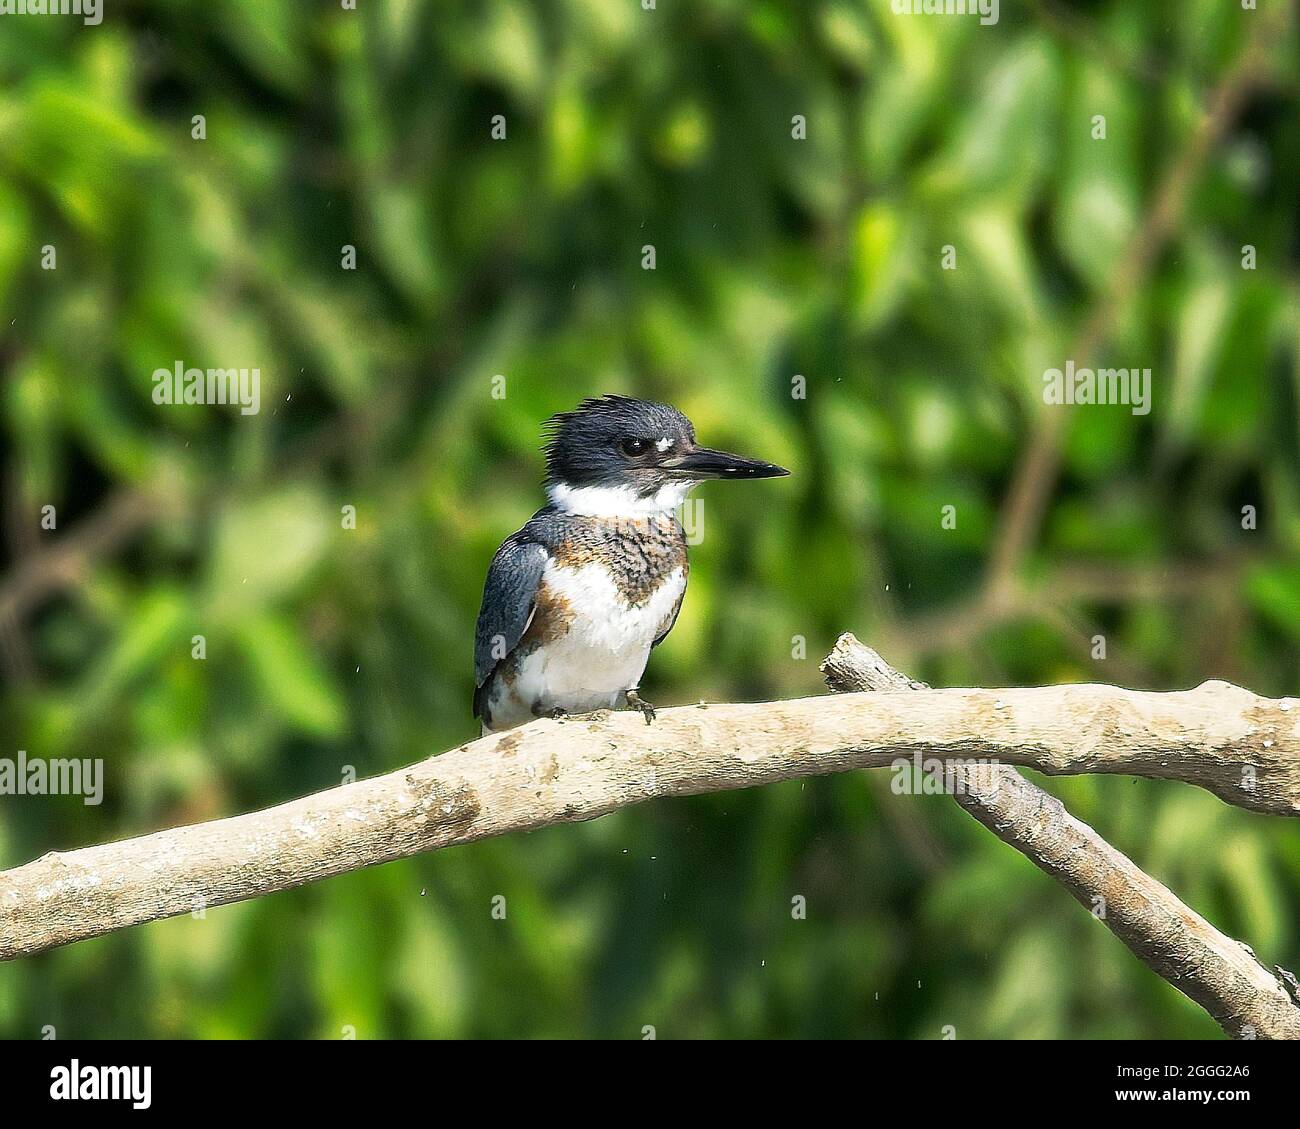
<box><xmin>0</xmin><ymin>1</ymin><xmax>1297</xmax><ymax>1039</ymax></box>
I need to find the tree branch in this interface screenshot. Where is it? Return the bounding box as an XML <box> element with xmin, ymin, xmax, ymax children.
<box><xmin>821</xmin><ymin>633</ymin><xmax>1300</xmax><ymax>1040</ymax></box>
<box><xmin>3</xmin><ymin>654</ymin><xmax>1299</xmax><ymax>1041</ymax></box>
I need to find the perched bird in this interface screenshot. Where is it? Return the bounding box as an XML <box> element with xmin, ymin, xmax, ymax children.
<box><xmin>473</xmin><ymin>395</ymin><xmax>788</xmax><ymax>732</ymax></box>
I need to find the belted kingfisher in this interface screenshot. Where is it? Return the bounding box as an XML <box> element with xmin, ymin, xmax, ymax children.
<box><xmin>473</xmin><ymin>395</ymin><xmax>789</xmax><ymax>732</ymax></box>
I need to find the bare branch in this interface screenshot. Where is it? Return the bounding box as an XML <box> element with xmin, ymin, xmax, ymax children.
<box><xmin>3</xmin><ymin>661</ymin><xmax>1300</xmax><ymax>973</ymax></box>
<box><xmin>821</xmin><ymin>633</ymin><xmax>1300</xmax><ymax>1040</ymax></box>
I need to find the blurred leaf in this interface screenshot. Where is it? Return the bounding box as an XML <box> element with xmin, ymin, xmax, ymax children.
<box><xmin>234</xmin><ymin>615</ymin><xmax>346</xmax><ymax>738</ymax></box>
<box><xmin>204</xmin><ymin>487</ymin><xmax>331</xmax><ymax>620</ymax></box>
<box><xmin>1247</xmin><ymin>565</ymin><xmax>1300</xmax><ymax>640</ymax></box>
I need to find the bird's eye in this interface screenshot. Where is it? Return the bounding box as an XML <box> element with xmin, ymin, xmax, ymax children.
<box><xmin>620</xmin><ymin>437</ymin><xmax>649</xmax><ymax>457</ymax></box>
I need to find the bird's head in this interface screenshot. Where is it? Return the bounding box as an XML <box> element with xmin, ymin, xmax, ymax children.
<box><xmin>543</xmin><ymin>395</ymin><xmax>788</xmax><ymax>516</ymax></box>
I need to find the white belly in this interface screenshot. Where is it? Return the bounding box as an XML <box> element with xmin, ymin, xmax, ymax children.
<box><xmin>488</xmin><ymin>561</ymin><xmax>685</xmax><ymax>729</ymax></box>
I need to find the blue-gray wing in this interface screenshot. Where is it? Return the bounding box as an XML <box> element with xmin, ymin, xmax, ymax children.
<box><xmin>473</xmin><ymin>534</ymin><xmax>550</xmax><ymax>701</ymax></box>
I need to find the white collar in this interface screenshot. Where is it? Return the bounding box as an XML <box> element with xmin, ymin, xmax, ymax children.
<box><xmin>546</xmin><ymin>480</ymin><xmax>693</xmax><ymax>517</ymax></box>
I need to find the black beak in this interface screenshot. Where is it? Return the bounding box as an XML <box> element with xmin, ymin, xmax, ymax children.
<box><xmin>663</xmin><ymin>446</ymin><xmax>789</xmax><ymax>480</ymax></box>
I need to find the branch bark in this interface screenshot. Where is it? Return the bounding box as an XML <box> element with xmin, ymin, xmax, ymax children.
<box><xmin>821</xmin><ymin>633</ymin><xmax>1300</xmax><ymax>1040</ymax></box>
<box><xmin>3</xmin><ymin>653</ymin><xmax>1300</xmax><ymax>1040</ymax></box>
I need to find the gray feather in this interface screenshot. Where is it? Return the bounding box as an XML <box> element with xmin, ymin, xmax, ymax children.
<box><xmin>474</xmin><ymin>534</ymin><xmax>550</xmax><ymax>695</ymax></box>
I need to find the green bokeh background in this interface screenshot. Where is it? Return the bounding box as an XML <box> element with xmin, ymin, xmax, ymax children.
<box><xmin>1</xmin><ymin>1</ymin><xmax>1298</xmax><ymax>1039</ymax></box>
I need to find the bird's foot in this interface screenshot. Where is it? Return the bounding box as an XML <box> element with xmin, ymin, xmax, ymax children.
<box><xmin>625</xmin><ymin>689</ymin><xmax>656</xmax><ymax>725</ymax></box>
